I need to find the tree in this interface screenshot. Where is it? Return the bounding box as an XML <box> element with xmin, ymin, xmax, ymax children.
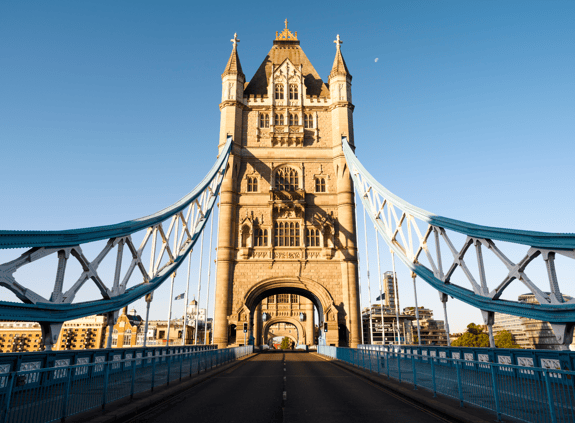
<box><xmin>494</xmin><ymin>330</ymin><xmax>521</xmax><ymax>349</ymax></box>
<box><xmin>452</xmin><ymin>323</ymin><xmax>522</xmax><ymax>348</ymax></box>
<box><xmin>280</xmin><ymin>337</ymin><xmax>291</xmax><ymax>350</ymax></box>
<box><xmin>452</xmin><ymin>323</ymin><xmax>490</xmax><ymax>347</ymax></box>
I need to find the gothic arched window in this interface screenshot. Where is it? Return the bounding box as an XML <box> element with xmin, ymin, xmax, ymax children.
<box><xmin>259</xmin><ymin>113</ymin><xmax>270</xmax><ymax>128</ymax></box>
<box><xmin>289</xmin><ymin>114</ymin><xmax>299</xmax><ymax>126</ymax></box>
<box><xmin>304</xmin><ymin>114</ymin><xmax>314</xmax><ymax>129</ymax></box>
<box><xmin>274</xmin><ymin>113</ymin><xmax>285</xmax><ymax>126</ymax></box>
<box><xmin>306</xmin><ymin>228</ymin><xmax>320</xmax><ymax>247</ymax></box>
<box><xmin>255</xmin><ymin>228</ymin><xmax>268</xmax><ymax>247</ymax></box>
<box><xmin>275</xmin><ymin>84</ymin><xmax>284</xmax><ymax>100</ymax></box>
<box><xmin>315</xmin><ymin>178</ymin><xmax>326</xmax><ymax>193</ymax></box>
<box><xmin>274</xmin><ymin>167</ymin><xmax>299</xmax><ymax>191</ymax></box>
<box><xmin>247</xmin><ymin>177</ymin><xmax>258</xmax><ymax>192</ymax></box>
<box><xmin>289</xmin><ymin>84</ymin><xmax>298</xmax><ymax>100</ymax></box>
<box><xmin>274</xmin><ymin>221</ymin><xmax>300</xmax><ymax>247</ymax></box>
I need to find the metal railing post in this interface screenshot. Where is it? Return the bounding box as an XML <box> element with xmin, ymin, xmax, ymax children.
<box><xmin>369</xmin><ymin>349</ymin><xmax>372</xmax><ymax>373</ymax></box>
<box><xmin>490</xmin><ymin>364</ymin><xmax>501</xmax><ymax>421</ymax></box>
<box><xmin>431</xmin><ymin>356</ymin><xmax>437</xmax><ymax>397</ymax></box>
<box><xmin>166</xmin><ymin>351</ymin><xmax>171</xmax><ymax>386</ymax></box>
<box><xmin>455</xmin><ymin>360</ymin><xmax>464</xmax><ymax>407</ymax></box>
<box><xmin>412</xmin><ymin>353</ymin><xmax>417</xmax><ymax>389</ymax></box>
<box><xmin>102</xmin><ymin>362</ymin><xmax>110</xmax><ymax>410</ymax></box>
<box><xmin>151</xmin><ymin>357</ymin><xmax>156</xmax><ymax>392</ymax></box>
<box><xmin>1</xmin><ymin>372</ymin><xmax>15</xmax><ymax>423</ymax></box>
<box><xmin>61</xmin><ymin>366</ymin><xmax>73</xmax><ymax>422</ymax></box>
<box><xmin>377</xmin><ymin>350</ymin><xmax>381</xmax><ymax>375</ymax></box>
<box><xmin>543</xmin><ymin>370</ymin><xmax>557</xmax><ymax>423</ymax></box>
<box><xmin>179</xmin><ymin>352</ymin><xmax>183</xmax><ymax>381</ymax></box>
<box><xmin>386</xmin><ymin>351</ymin><xmax>390</xmax><ymax>379</ymax></box>
<box><xmin>130</xmin><ymin>357</ymin><xmax>136</xmax><ymax>399</ymax></box>
<box><xmin>397</xmin><ymin>352</ymin><xmax>402</xmax><ymax>382</ymax></box>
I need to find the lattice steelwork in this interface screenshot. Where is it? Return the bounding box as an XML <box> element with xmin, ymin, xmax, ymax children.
<box><xmin>0</xmin><ymin>137</ymin><xmax>232</xmax><ymax>346</ymax></box>
<box><xmin>342</xmin><ymin>137</ymin><xmax>575</xmax><ymax>347</ymax></box>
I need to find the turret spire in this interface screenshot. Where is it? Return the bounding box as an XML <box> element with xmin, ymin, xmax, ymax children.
<box><xmin>329</xmin><ymin>34</ymin><xmax>351</xmax><ymax>81</ymax></box>
<box><xmin>222</xmin><ymin>32</ymin><xmax>244</xmax><ymax>79</ymax></box>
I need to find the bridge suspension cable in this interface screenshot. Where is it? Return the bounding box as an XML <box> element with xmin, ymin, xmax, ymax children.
<box><xmin>343</xmin><ymin>136</ymin><xmax>575</xmax><ymax>348</ymax></box>
<box><xmin>0</xmin><ymin>136</ymin><xmax>233</xmax><ymax>349</ymax></box>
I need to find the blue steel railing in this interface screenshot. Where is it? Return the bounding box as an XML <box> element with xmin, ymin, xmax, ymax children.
<box><xmin>319</xmin><ymin>345</ymin><xmax>575</xmax><ymax>423</ymax></box>
<box><xmin>0</xmin><ymin>345</ymin><xmax>253</xmax><ymax>423</ymax></box>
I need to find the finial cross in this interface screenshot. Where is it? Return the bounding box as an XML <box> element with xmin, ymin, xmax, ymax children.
<box><xmin>334</xmin><ymin>34</ymin><xmax>343</xmax><ymax>48</ymax></box>
<box><xmin>230</xmin><ymin>33</ymin><xmax>240</xmax><ymax>47</ymax></box>
<box><xmin>285</xmin><ymin>18</ymin><xmax>288</xmax><ymax>29</ymax></box>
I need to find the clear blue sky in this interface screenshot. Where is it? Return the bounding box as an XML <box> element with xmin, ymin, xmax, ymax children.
<box><xmin>1</xmin><ymin>1</ymin><xmax>574</xmax><ymax>333</ymax></box>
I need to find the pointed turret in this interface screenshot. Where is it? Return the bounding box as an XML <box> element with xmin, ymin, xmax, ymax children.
<box><xmin>219</xmin><ymin>33</ymin><xmax>245</xmax><ymax>149</ymax></box>
<box><xmin>329</xmin><ymin>34</ymin><xmax>351</xmax><ymax>81</ymax></box>
<box><xmin>222</xmin><ymin>33</ymin><xmax>245</xmax><ymax>79</ymax></box>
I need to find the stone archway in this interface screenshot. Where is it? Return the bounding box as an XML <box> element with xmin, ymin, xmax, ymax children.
<box><xmin>242</xmin><ymin>276</ymin><xmax>340</xmax><ymax>346</ymax></box>
<box><xmin>263</xmin><ymin>316</ymin><xmax>306</xmax><ymax>345</ymax></box>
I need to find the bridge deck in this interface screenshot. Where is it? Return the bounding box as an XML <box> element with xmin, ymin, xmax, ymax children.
<box><xmin>126</xmin><ymin>351</ymin><xmax>456</xmax><ymax>423</ymax></box>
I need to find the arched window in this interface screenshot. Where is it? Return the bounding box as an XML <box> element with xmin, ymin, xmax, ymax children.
<box><xmin>274</xmin><ymin>113</ymin><xmax>284</xmax><ymax>126</ymax></box>
<box><xmin>255</xmin><ymin>228</ymin><xmax>268</xmax><ymax>246</ymax></box>
<box><xmin>247</xmin><ymin>177</ymin><xmax>258</xmax><ymax>192</ymax></box>
<box><xmin>306</xmin><ymin>228</ymin><xmax>320</xmax><ymax>247</ymax></box>
<box><xmin>289</xmin><ymin>113</ymin><xmax>299</xmax><ymax>126</ymax></box>
<box><xmin>124</xmin><ymin>329</ymin><xmax>132</xmax><ymax>346</ymax></box>
<box><xmin>275</xmin><ymin>84</ymin><xmax>284</xmax><ymax>100</ymax></box>
<box><xmin>315</xmin><ymin>178</ymin><xmax>326</xmax><ymax>192</ymax></box>
<box><xmin>259</xmin><ymin>113</ymin><xmax>270</xmax><ymax>128</ymax></box>
<box><xmin>304</xmin><ymin>114</ymin><xmax>314</xmax><ymax>129</ymax></box>
<box><xmin>274</xmin><ymin>167</ymin><xmax>299</xmax><ymax>191</ymax></box>
<box><xmin>274</xmin><ymin>221</ymin><xmax>300</xmax><ymax>246</ymax></box>
<box><xmin>289</xmin><ymin>84</ymin><xmax>298</xmax><ymax>100</ymax></box>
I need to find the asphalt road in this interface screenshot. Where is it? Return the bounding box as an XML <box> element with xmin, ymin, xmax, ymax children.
<box><xmin>129</xmin><ymin>351</ymin><xmax>456</xmax><ymax>423</ymax></box>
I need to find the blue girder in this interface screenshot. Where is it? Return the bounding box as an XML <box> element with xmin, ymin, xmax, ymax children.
<box><xmin>0</xmin><ymin>137</ymin><xmax>232</xmax><ymax>322</ymax></box>
<box><xmin>342</xmin><ymin>137</ymin><xmax>575</xmax><ymax>324</ymax></box>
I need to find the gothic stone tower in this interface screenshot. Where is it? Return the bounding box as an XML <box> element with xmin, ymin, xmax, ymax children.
<box><xmin>214</xmin><ymin>23</ymin><xmax>360</xmax><ymax>348</ymax></box>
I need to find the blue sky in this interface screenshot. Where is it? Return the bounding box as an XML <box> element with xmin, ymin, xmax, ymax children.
<box><xmin>1</xmin><ymin>1</ymin><xmax>574</xmax><ymax>334</ymax></box>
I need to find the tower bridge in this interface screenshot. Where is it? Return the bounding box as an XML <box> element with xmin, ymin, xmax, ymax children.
<box><xmin>1</xmin><ymin>23</ymin><xmax>574</xmax><ymax>423</ymax></box>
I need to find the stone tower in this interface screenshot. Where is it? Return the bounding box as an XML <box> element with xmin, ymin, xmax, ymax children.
<box><xmin>213</xmin><ymin>22</ymin><xmax>360</xmax><ymax>348</ymax></box>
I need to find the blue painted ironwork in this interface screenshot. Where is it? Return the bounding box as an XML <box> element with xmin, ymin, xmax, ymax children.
<box><xmin>320</xmin><ymin>344</ymin><xmax>575</xmax><ymax>423</ymax></box>
<box><xmin>0</xmin><ymin>345</ymin><xmax>252</xmax><ymax>423</ymax></box>
<box><xmin>0</xmin><ymin>137</ymin><xmax>233</xmax><ymax>325</ymax></box>
<box><xmin>342</xmin><ymin>137</ymin><xmax>575</xmax><ymax>337</ymax></box>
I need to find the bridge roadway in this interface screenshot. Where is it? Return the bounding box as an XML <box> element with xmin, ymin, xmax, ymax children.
<box><xmin>128</xmin><ymin>351</ymin><xmax>455</xmax><ymax>423</ymax></box>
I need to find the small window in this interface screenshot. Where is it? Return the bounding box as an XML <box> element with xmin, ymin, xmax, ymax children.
<box><xmin>289</xmin><ymin>114</ymin><xmax>299</xmax><ymax>126</ymax></box>
<box><xmin>291</xmin><ymin>294</ymin><xmax>299</xmax><ymax>303</ymax></box>
<box><xmin>304</xmin><ymin>114</ymin><xmax>314</xmax><ymax>129</ymax></box>
<box><xmin>275</xmin><ymin>167</ymin><xmax>299</xmax><ymax>191</ymax></box>
<box><xmin>275</xmin><ymin>84</ymin><xmax>284</xmax><ymax>100</ymax></box>
<box><xmin>124</xmin><ymin>329</ymin><xmax>132</xmax><ymax>346</ymax></box>
<box><xmin>278</xmin><ymin>294</ymin><xmax>289</xmax><ymax>303</ymax></box>
<box><xmin>289</xmin><ymin>84</ymin><xmax>298</xmax><ymax>100</ymax></box>
<box><xmin>306</xmin><ymin>228</ymin><xmax>320</xmax><ymax>247</ymax></box>
<box><xmin>268</xmin><ymin>295</ymin><xmax>275</xmax><ymax>304</ymax></box>
<box><xmin>255</xmin><ymin>228</ymin><xmax>268</xmax><ymax>246</ymax></box>
<box><xmin>259</xmin><ymin>113</ymin><xmax>270</xmax><ymax>128</ymax></box>
<box><xmin>274</xmin><ymin>114</ymin><xmax>284</xmax><ymax>126</ymax></box>
<box><xmin>275</xmin><ymin>221</ymin><xmax>300</xmax><ymax>247</ymax></box>
<box><xmin>315</xmin><ymin>178</ymin><xmax>326</xmax><ymax>193</ymax></box>
<box><xmin>247</xmin><ymin>177</ymin><xmax>258</xmax><ymax>192</ymax></box>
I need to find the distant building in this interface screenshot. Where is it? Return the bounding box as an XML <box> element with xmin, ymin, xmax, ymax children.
<box><xmin>403</xmin><ymin>307</ymin><xmax>448</xmax><ymax>346</ymax></box>
<box><xmin>105</xmin><ymin>308</ymin><xmax>144</xmax><ymax>348</ymax></box>
<box><xmin>493</xmin><ymin>293</ymin><xmax>575</xmax><ymax>350</ymax></box>
<box><xmin>0</xmin><ymin>315</ymin><xmax>109</xmax><ymax>353</ymax></box>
